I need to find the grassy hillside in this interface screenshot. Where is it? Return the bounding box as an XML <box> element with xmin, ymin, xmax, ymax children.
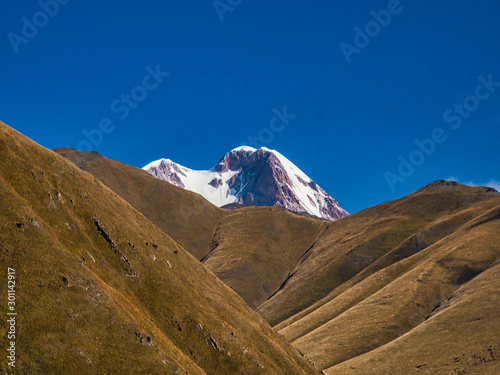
<box><xmin>0</xmin><ymin>122</ymin><xmax>316</xmax><ymax>374</ymax></box>
<box><xmin>55</xmin><ymin>148</ymin><xmax>327</xmax><ymax>309</ymax></box>
<box><xmin>54</xmin><ymin>148</ymin><xmax>223</xmax><ymax>261</ymax></box>
<box><xmin>258</xmin><ymin>181</ymin><xmax>499</xmax><ymax>326</ymax></box>
<box><xmin>325</xmin><ymin>203</ymin><xmax>500</xmax><ymax>374</ymax></box>
<box><xmin>257</xmin><ymin>181</ymin><xmax>500</xmax><ymax>373</ymax></box>
<box><xmin>52</xmin><ymin>143</ymin><xmax>500</xmax><ymax>374</ymax></box>
<box><xmin>202</xmin><ymin>206</ymin><xmax>325</xmax><ymax>308</ymax></box>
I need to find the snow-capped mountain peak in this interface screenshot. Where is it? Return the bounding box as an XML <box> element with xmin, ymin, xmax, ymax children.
<box><xmin>143</xmin><ymin>147</ymin><xmax>348</xmax><ymax>220</ymax></box>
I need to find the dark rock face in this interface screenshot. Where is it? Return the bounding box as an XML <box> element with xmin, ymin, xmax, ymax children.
<box><xmin>213</xmin><ymin>148</ymin><xmax>347</xmax><ymax>220</ymax></box>
<box><xmin>209</xmin><ymin>178</ymin><xmax>223</xmax><ymax>188</ymax></box>
<box><xmin>217</xmin><ymin>150</ymin><xmax>293</xmax><ymax>208</ymax></box>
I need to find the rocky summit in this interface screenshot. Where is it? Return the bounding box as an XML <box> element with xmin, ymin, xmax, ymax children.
<box><xmin>144</xmin><ymin>146</ymin><xmax>348</xmax><ymax>221</ymax></box>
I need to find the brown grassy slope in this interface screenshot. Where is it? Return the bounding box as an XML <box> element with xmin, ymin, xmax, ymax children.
<box><xmin>257</xmin><ymin>181</ymin><xmax>499</xmax><ymax>326</ymax></box>
<box><xmin>324</xmin><ymin>205</ymin><xmax>500</xmax><ymax>374</ymax></box>
<box><xmin>202</xmin><ymin>206</ymin><xmax>326</xmax><ymax>308</ymax></box>
<box><xmin>276</xmin><ymin>189</ymin><xmax>498</xmax><ymax>342</ymax></box>
<box><xmin>0</xmin><ymin>122</ymin><xmax>316</xmax><ymax>375</ymax></box>
<box><xmin>53</xmin><ymin>148</ymin><xmax>222</xmax><ymax>260</ymax></box>
<box><xmin>55</xmin><ymin>148</ymin><xmax>327</xmax><ymax>309</ymax></box>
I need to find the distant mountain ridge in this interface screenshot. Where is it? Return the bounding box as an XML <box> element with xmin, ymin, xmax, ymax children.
<box><xmin>143</xmin><ymin>146</ymin><xmax>348</xmax><ymax>221</ymax></box>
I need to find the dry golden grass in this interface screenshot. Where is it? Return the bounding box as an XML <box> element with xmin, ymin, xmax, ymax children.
<box><xmin>326</xmin><ymin>207</ymin><xmax>500</xmax><ymax>374</ymax></box>
<box><xmin>258</xmin><ymin>182</ymin><xmax>499</xmax><ymax>327</ymax></box>
<box><xmin>55</xmin><ymin>148</ymin><xmax>328</xmax><ymax>309</ymax></box>
<box><xmin>202</xmin><ymin>206</ymin><xmax>326</xmax><ymax>308</ymax></box>
<box><xmin>0</xmin><ymin>122</ymin><xmax>316</xmax><ymax>374</ymax></box>
<box><xmin>264</xmin><ymin>184</ymin><xmax>500</xmax><ymax>373</ymax></box>
<box><xmin>54</xmin><ymin>148</ymin><xmax>223</xmax><ymax>261</ymax></box>
<box><xmin>52</xmin><ymin>136</ymin><xmax>500</xmax><ymax>374</ymax></box>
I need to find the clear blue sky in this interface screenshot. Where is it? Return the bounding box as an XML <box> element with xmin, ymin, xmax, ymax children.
<box><xmin>1</xmin><ymin>1</ymin><xmax>499</xmax><ymax>213</ymax></box>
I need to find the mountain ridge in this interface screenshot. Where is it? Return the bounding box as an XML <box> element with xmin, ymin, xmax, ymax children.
<box><xmin>143</xmin><ymin>146</ymin><xmax>348</xmax><ymax>221</ymax></box>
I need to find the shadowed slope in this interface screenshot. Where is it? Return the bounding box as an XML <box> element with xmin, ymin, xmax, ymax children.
<box><xmin>0</xmin><ymin>122</ymin><xmax>315</xmax><ymax>374</ymax></box>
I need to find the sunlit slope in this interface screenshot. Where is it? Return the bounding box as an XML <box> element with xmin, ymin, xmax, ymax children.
<box><xmin>55</xmin><ymin>148</ymin><xmax>328</xmax><ymax>309</ymax></box>
<box><xmin>201</xmin><ymin>206</ymin><xmax>326</xmax><ymax>308</ymax></box>
<box><xmin>252</xmin><ymin>180</ymin><xmax>500</xmax><ymax>372</ymax></box>
<box><xmin>326</xmin><ymin>205</ymin><xmax>500</xmax><ymax>374</ymax></box>
<box><xmin>0</xmin><ymin>122</ymin><xmax>315</xmax><ymax>374</ymax></box>
<box><xmin>258</xmin><ymin>181</ymin><xmax>499</xmax><ymax>327</ymax></box>
<box><xmin>292</xmin><ymin>202</ymin><xmax>500</xmax><ymax>371</ymax></box>
<box><xmin>54</xmin><ymin>147</ymin><xmax>223</xmax><ymax>261</ymax></box>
